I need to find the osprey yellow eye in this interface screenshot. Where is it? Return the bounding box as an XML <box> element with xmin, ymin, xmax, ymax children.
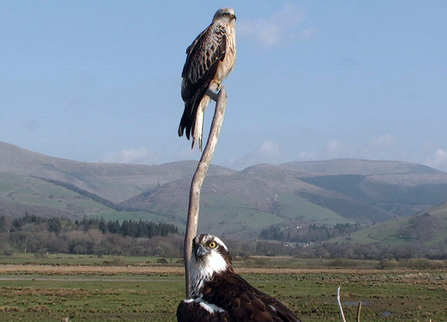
<box><xmin>208</xmin><ymin>241</ymin><xmax>217</xmax><ymax>249</ymax></box>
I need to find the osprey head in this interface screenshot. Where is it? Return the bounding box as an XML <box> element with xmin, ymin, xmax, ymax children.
<box><xmin>213</xmin><ymin>7</ymin><xmax>236</xmax><ymax>23</ymax></box>
<box><xmin>189</xmin><ymin>234</ymin><xmax>233</xmax><ymax>296</ymax></box>
<box><xmin>191</xmin><ymin>234</ymin><xmax>231</xmax><ymax>264</ymax></box>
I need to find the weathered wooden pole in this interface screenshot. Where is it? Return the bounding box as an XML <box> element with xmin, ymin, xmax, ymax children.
<box><xmin>183</xmin><ymin>85</ymin><xmax>227</xmax><ymax>296</ymax></box>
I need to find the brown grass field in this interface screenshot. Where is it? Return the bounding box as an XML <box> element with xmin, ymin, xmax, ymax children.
<box><xmin>0</xmin><ymin>258</ymin><xmax>446</xmax><ymax>322</ymax></box>
<box><xmin>0</xmin><ymin>264</ymin><xmax>400</xmax><ymax>275</ymax></box>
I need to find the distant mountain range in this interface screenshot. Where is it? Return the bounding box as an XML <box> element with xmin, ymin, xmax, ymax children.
<box><xmin>1</xmin><ymin>140</ymin><xmax>447</xmax><ymax>239</ymax></box>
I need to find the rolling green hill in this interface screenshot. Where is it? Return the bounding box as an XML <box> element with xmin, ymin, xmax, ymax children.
<box><xmin>299</xmin><ymin>174</ymin><xmax>447</xmax><ymax>217</ymax></box>
<box><xmin>0</xmin><ymin>141</ymin><xmax>235</xmax><ymax>203</ymax></box>
<box><xmin>0</xmin><ymin>173</ymin><xmax>176</xmax><ymax>225</ymax></box>
<box><xmin>1</xmin><ymin>141</ymin><xmax>447</xmax><ymax>239</ymax></box>
<box><xmin>329</xmin><ymin>202</ymin><xmax>447</xmax><ymax>247</ymax></box>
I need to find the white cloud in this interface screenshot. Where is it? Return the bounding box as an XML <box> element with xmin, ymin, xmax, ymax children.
<box><xmin>225</xmin><ymin>135</ymin><xmax>408</xmax><ymax>169</ymax></box>
<box><xmin>369</xmin><ymin>134</ymin><xmax>397</xmax><ymax>150</ymax></box>
<box><xmin>228</xmin><ymin>140</ymin><xmax>282</xmax><ymax>169</ymax></box>
<box><xmin>177</xmin><ymin>147</ymin><xmax>197</xmax><ymax>160</ymax></box>
<box><xmin>298</xmin><ymin>151</ymin><xmax>316</xmax><ymax>161</ymax></box>
<box><xmin>425</xmin><ymin>148</ymin><xmax>447</xmax><ymax>172</ymax></box>
<box><xmin>295</xmin><ymin>139</ymin><xmax>347</xmax><ymax>162</ymax></box>
<box><xmin>238</xmin><ymin>3</ymin><xmax>316</xmax><ymax>47</ymax></box>
<box><xmin>295</xmin><ymin>135</ymin><xmax>399</xmax><ymax>162</ymax></box>
<box><xmin>258</xmin><ymin>140</ymin><xmax>280</xmax><ymax>156</ymax></box>
<box><xmin>359</xmin><ymin>134</ymin><xmax>398</xmax><ymax>159</ymax></box>
<box><xmin>327</xmin><ymin>139</ymin><xmax>341</xmax><ymax>154</ymax></box>
<box><xmin>421</xmin><ymin>141</ymin><xmax>436</xmax><ymax>150</ymax></box>
<box><xmin>100</xmin><ymin>148</ymin><xmax>162</xmax><ymax>164</ymax></box>
<box><xmin>296</xmin><ymin>27</ymin><xmax>319</xmax><ymax>41</ymax></box>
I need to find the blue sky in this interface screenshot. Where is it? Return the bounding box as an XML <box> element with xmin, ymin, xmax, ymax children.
<box><xmin>1</xmin><ymin>1</ymin><xmax>446</xmax><ymax>171</ymax></box>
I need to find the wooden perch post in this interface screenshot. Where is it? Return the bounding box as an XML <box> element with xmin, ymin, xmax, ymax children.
<box><xmin>183</xmin><ymin>85</ymin><xmax>228</xmax><ymax>297</ymax></box>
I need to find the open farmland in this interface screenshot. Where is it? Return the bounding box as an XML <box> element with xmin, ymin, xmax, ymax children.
<box><xmin>0</xmin><ymin>256</ymin><xmax>446</xmax><ymax>321</ymax></box>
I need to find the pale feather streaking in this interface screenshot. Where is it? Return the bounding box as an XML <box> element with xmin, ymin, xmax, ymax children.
<box><xmin>178</xmin><ymin>8</ymin><xmax>237</xmax><ymax>151</ymax></box>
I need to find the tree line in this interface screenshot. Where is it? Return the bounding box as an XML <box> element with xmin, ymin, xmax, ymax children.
<box><xmin>226</xmin><ymin>237</ymin><xmax>447</xmax><ymax>262</ymax></box>
<box><xmin>259</xmin><ymin>223</ymin><xmax>362</xmax><ymax>242</ymax></box>
<box><xmin>0</xmin><ymin>214</ymin><xmax>180</xmax><ymax>256</ymax></box>
<box><xmin>7</xmin><ymin>213</ymin><xmax>178</xmax><ymax>238</ymax></box>
<box><xmin>2</xmin><ymin>214</ymin><xmax>446</xmax><ymax>261</ymax></box>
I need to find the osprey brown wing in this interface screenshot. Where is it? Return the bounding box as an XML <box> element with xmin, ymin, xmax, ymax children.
<box><xmin>201</xmin><ymin>272</ymin><xmax>303</xmax><ymax>322</ymax></box>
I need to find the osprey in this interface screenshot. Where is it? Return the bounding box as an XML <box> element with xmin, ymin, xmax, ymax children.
<box><xmin>177</xmin><ymin>234</ymin><xmax>304</xmax><ymax>322</ymax></box>
<box><xmin>178</xmin><ymin>8</ymin><xmax>237</xmax><ymax>151</ymax></box>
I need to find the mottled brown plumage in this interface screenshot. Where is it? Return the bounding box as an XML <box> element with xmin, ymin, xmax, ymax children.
<box><xmin>178</xmin><ymin>8</ymin><xmax>236</xmax><ymax>151</ymax></box>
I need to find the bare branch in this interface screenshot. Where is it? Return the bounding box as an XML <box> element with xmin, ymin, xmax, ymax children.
<box><xmin>337</xmin><ymin>287</ymin><xmax>347</xmax><ymax>322</ymax></box>
<box><xmin>183</xmin><ymin>86</ymin><xmax>228</xmax><ymax>297</ymax></box>
<box><xmin>356</xmin><ymin>301</ymin><xmax>362</xmax><ymax>322</ymax></box>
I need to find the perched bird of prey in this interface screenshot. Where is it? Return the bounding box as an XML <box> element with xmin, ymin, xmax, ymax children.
<box><xmin>178</xmin><ymin>7</ymin><xmax>237</xmax><ymax>151</ymax></box>
<box><xmin>177</xmin><ymin>234</ymin><xmax>304</xmax><ymax>322</ymax></box>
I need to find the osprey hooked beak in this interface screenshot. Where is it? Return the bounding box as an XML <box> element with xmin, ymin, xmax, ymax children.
<box><xmin>192</xmin><ymin>236</ymin><xmax>209</xmax><ymax>260</ymax></box>
<box><xmin>195</xmin><ymin>244</ymin><xmax>210</xmax><ymax>259</ymax></box>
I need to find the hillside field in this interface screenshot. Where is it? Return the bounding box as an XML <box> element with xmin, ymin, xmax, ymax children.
<box><xmin>329</xmin><ymin>201</ymin><xmax>447</xmax><ymax>248</ymax></box>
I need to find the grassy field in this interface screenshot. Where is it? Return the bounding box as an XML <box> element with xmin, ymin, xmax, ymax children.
<box><xmin>0</xmin><ymin>255</ymin><xmax>446</xmax><ymax>322</ymax></box>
